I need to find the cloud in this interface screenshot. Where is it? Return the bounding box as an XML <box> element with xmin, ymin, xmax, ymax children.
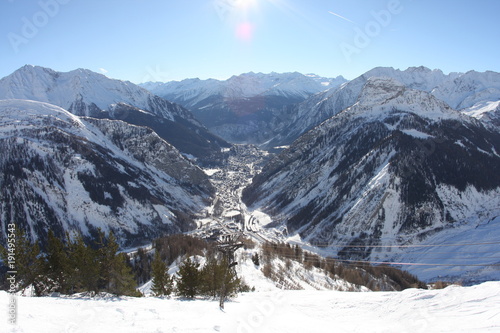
<box><xmin>99</xmin><ymin>68</ymin><xmax>108</xmax><ymax>74</ymax></box>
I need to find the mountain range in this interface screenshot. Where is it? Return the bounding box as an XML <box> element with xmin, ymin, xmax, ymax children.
<box><xmin>1</xmin><ymin>64</ymin><xmax>499</xmax><ymax>282</ymax></box>
<box><xmin>266</xmin><ymin>66</ymin><xmax>500</xmax><ymax>148</ymax></box>
<box><xmin>0</xmin><ymin>65</ymin><xmax>229</xmax><ymax>163</ymax></box>
<box><xmin>141</xmin><ymin>67</ymin><xmax>500</xmax><ymax>147</ymax></box>
<box><xmin>141</xmin><ymin>72</ymin><xmax>347</xmax><ymax>143</ymax></box>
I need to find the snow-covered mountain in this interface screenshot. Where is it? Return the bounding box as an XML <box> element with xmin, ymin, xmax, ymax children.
<box><xmin>139</xmin><ymin>66</ymin><xmax>499</xmax><ymax>146</ymax></box>
<box><xmin>432</xmin><ymin>70</ymin><xmax>500</xmax><ymax>110</ymax></box>
<box><xmin>0</xmin><ymin>99</ymin><xmax>214</xmax><ymax>247</ymax></box>
<box><xmin>266</xmin><ymin>66</ymin><xmax>500</xmax><ymax>148</ymax></box>
<box><xmin>142</xmin><ymin>72</ymin><xmax>346</xmax><ymax>105</ymax></box>
<box><xmin>0</xmin><ymin>65</ymin><xmax>229</xmax><ymax>162</ymax></box>
<box><xmin>243</xmin><ymin>77</ymin><xmax>500</xmax><ymax>282</ymax></box>
<box><xmin>141</xmin><ymin>72</ymin><xmax>347</xmax><ymax>143</ymax></box>
<box><xmin>433</xmin><ymin>70</ymin><xmax>500</xmax><ymax>125</ymax></box>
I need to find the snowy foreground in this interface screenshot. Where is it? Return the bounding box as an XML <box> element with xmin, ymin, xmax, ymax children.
<box><xmin>2</xmin><ymin>282</ymin><xmax>500</xmax><ymax>333</ymax></box>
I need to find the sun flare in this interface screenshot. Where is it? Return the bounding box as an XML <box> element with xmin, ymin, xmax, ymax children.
<box><xmin>234</xmin><ymin>0</ymin><xmax>258</xmax><ymax>10</ymax></box>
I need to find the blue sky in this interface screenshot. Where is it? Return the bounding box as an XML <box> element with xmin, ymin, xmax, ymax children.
<box><xmin>1</xmin><ymin>0</ymin><xmax>499</xmax><ymax>83</ymax></box>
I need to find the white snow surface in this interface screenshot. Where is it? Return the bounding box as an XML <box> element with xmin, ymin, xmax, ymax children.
<box><xmin>463</xmin><ymin>100</ymin><xmax>500</xmax><ymax>120</ymax></box>
<box><xmin>2</xmin><ymin>282</ymin><xmax>499</xmax><ymax>332</ymax></box>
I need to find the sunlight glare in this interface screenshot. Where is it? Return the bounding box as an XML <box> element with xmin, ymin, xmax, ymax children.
<box><xmin>235</xmin><ymin>0</ymin><xmax>258</xmax><ymax>10</ymax></box>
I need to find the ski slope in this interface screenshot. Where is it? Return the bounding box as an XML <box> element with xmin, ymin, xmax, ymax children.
<box><xmin>2</xmin><ymin>282</ymin><xmax>499</xmax><ymax>332</ymax></box>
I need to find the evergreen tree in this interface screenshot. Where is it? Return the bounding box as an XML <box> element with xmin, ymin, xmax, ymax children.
<box><xmin>96</xmin><ymin>230</ymin><xmax>117</xmax><ymax>292</ymax></box>
<box><xmin>199</xmin><ymin>256</ymin><xmax>224</xmax><ymax>298</ymax></box>
<box><xmin>251</xmin><ymin>253</ymin><xmax>260</xmax><ymax>266</ymax></box>
<box><xmin>44</xmin><ymin>230</ymin><xmax>70</xmax><ymax>293</ymax></box>
<box><xmin>176</xmin><ymin>258</ymin><xmax>200</xmax><ymax>298</ymax></box>
<box><xmin>198</xmin><ymin>255</ymin><xmax>245</xmax><ymax>299</ymax></box>
<box><xmin>66</xmin><ymin>234</ymin><xmax>99</xmax><ymax>294</ymax></box>
<box><xmin>96</xmin><ymin>231</ymin><xmax>139</xmax><ymax>296</ymax></box>
<box><xmin>0</xmin><ymin>227</ymin><xmax>45</xmax><ymax>295</ymax></box>
<box><xmin>111</xmin><ymin>253</ymin><xmax>140</xmax><ymax>296</ymax></box>
<box><xmin>151</xmin><ymin>251</ymin><xmax>173</xmax><ymax>296</ymax></box>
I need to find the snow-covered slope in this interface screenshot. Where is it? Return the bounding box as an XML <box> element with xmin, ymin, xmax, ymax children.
<box><xmin>0</xmin><ymin>65</ymin><xmax>229</xmax><ymax>161</ymax></box>
<box><xmin>267</xmin><ymin>66</ymin><xmax>500</xmax><ymax>148</ymax></box>
<box><xmin>463</xmin><ymin>100</ymin><xmax>500</xmax><ymax>126</ymax></box>
<box><xmin>3</xmin><ymin>282</ymin><xmax>500</xmax><ymax>332</ymax></box>
<box><xmin>141</xmin><ymin>72</ymin><xmax>347</xmax><ymax>144</ymax></box>
<box><xmin>432</xmin><ymin>70</ymin><xmax>500</xmax><ymax>110</ymax></box>
<box><xmin>0</xmin><ymin>99</ymin><xmax>214</xmax><ymax>247</ymax></box>
<box><xmin>243</xmin><ymin>78</ymin><xmax>500</xmax><ymax>283</ymax></box>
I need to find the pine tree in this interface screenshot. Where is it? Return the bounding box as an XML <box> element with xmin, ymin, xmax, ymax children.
<box><xmin>198</xmin><ymin>255</ymin><xmax>244</xmax><ymax>299</ymax></box>
<box><xmin>96</xmin><ymin>230</ymin><xmax>117</xmax><ymax>293</ymax></box>
<box><xmin>132</xmin><ymin>247</ymin><xmax>152</xmax><ymax>286</ymax></box>
<box><xmin>251</xmin><ymin>253</ymin><xmax>260</xmax><ymax>266</ymax></box>
<box><xmin>44</xmin><ymin>230</ymin><xmax>70</xmax><ymax>294</ymax></box>
<box><xmin>66</xmin><ymin>234</ymin><xmax>99</xmax><ymax>294</ymax></box>
<box><xmin>199</xmin><ymin>256</ymin><xmax>224</xmax><ymax>298</ymax></box>
<box><xmin>111</xmin><ymin>253</ymin><xmax>140</xmax><ymax>296</ymax></box>
<box><xmin>0</xmin><ymin>227</ymin><xmax>45</xmax><ymax>295</ymax></box>
<box><xmin>176</xmin><ymin>258</ymin><xmax>200</xmax><ymax>298</ymax></box>
<box><xmin>151</xmin><ymin>251</ymin><xmax>173</xmax><ymax>296</ymax></box>
<box><xmin>95</xmin><ymin>230</ymin><xmax>139</xmax><ymax>296</ymax></box>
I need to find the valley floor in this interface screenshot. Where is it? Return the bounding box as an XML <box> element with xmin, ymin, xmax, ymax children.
<box><xmin>2</xmin><ymin>282</ymin><xmax>499</xmax><ymax>333</ymax></box>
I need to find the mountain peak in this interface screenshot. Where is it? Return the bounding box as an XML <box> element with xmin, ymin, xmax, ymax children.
<box><xmin>406</xmin><ymin>65</ymin><xmax>433</xmax><ymax>73</ymax></box>
<box><xmin>350</xmin><ymin>76</ymin><xmax>461</xmax><ymax>121</ymax></box>
<box><xmin>0</xmin><ymin>65</ymin><xmax>156</xmax><ymax>117</ymax></box>
<box><xmin>358</xmin><ymin>77</ymin><xmax>406</xmax><ymax>105</ymax></box>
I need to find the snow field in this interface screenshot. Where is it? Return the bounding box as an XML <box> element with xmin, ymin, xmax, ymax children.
<box><xmin>1</xmin><ymin>282</ymin><xmax>499</xmax><ymax>333</ymax></box>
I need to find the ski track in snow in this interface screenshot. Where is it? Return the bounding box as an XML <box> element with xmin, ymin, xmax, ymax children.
<box><xmin>1</xmin><ymin>282</ymin><xmax>499</xmax><ymax>332</ymax></box>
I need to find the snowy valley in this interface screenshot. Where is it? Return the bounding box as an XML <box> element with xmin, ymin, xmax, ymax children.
<box><xmin>1</xmin><ymin>65</ymin><xmax>500</xmax><ymax>332</ymax></box>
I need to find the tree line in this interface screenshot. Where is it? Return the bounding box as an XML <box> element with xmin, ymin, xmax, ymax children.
<box><xmin>0</xmin><ymin>228</ymin><xmax>139</xmax><ymax>296</ymax></box>
<box><xmin>0</xmin><ymin>229</ymin><xmax>249</xmax><ymax>298</ymax></box>
<box><xmin>259</xmin><ymin>241</ymin><xmax>427</xmax><ymax>291</ymax></box>
<box><xmin>151</xmin><ymin>254</ymin><xmax>249</xmax><ymax>299</ymax></box>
